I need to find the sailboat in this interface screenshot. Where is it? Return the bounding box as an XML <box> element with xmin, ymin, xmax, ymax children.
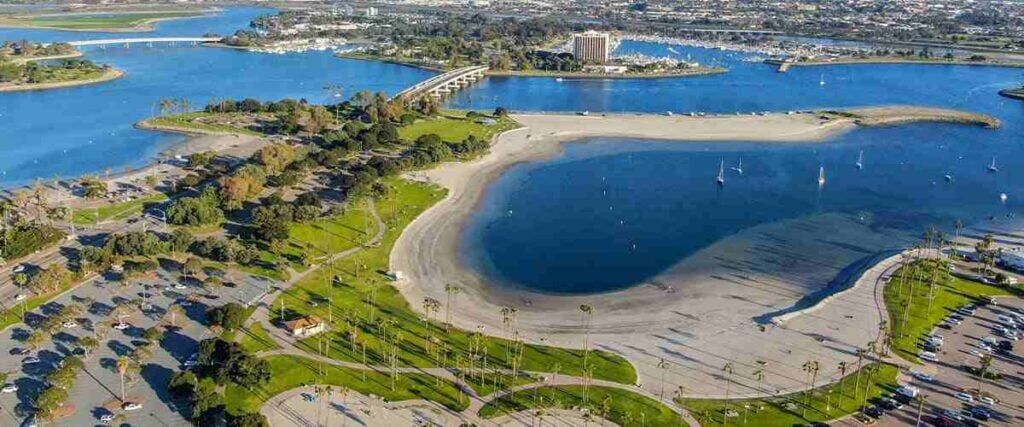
<box><xmin>817</xmin><ymin>166</ymin><xmax>826</xmax><ymax>186</ymax></box>
<box><xmin>716</xmin><ymin>160</ymin><xmax>725</xmax><ymax>186</ymax></box>
<box><xmin>988</xmin><ymin>157</ymin><xmax>998</xmax><ymax>172</ymax></box>
<box><xmin>819</xmin><ymin>74</ymin><xmax>826</xmax><ymax>86</ymax></box>
<box><xmin>855</xmin><ymin>150</ymin><xmax>863</xmax><ymax>170</ymax></box>
<box><xmin>731</xmin><ymin>158</ymin><xmax>744</xmax><ymax>175</ymax></box>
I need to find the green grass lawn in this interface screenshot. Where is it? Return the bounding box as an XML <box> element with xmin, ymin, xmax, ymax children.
<box><xmin>271</xmin><ymin>177</ymin><xmax>637</xmax><ymax>386</ymax></box>
<box><xmin>145</xmin><ymin>112</ymin><xmax>263</xmax><ymax>136</ymax></box>
<box><xmin>223</xmin><ymin>355</ymin><xmax>468</xmax><ymax>415</ymax></box>
<box><xmin>681</xmin><ymin>363</ymin><xmax>899</xmax><ymax>427</ymax></box>
<box><xmin>885</xmin><ymin>260</ymin><xmax>1016</xmax><ymax>362</ymax></box>
<box><xmin>461</xmin><ymin>371</ymin><xmax>539</xmax><ymax>397</ymax></box>
<box><xmin>239</xmin><ymin>322</ymin><xmax>279</xmax><ymax>353</ymax></box>
<box><xmin>480</xmin><ymin>385</ymin><xmax>687</xmax><ymax>426</ymax></box>
<box><xmin>398</xmin><ymin>110</ymin><xmax>518</xmax><ymax>143</ymax></box>
<box><xmin>0</xmin><ymin>273</ymin><xmax>90</xmax><ymax>331</ymax></box>
<box><xmin>0</xmin><ymin>11</ymin><xmax>202</xmax><ymax>30</ymax></box>
<box><xmin>72</xmin><ymin>193</ymin><xmax>168</xmax><ymax>225</ymax></box>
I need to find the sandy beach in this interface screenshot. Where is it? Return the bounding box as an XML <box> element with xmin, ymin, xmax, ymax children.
<box><xmin>390</xmin><ymin>106</ymin><xmax>995</xmax><ymax>398</ymax></box>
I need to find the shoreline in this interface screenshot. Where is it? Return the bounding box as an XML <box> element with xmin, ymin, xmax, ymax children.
<box><xmin>484</xmin><ymin>67</ymin><xmax>728</xmax><ymax>79</ymax></box>
<box><xmin>389</xmin><ymin>105</ymin><xmax>995</xmax><ymax>398</ymax></box>
<box><xmin>0</xmin><ymin>67</ymin><xmax>124</xmax><ymax>92</ymax></box>
<box><xmin>774</xmin><ymin>57</ymin><xmax>1024</xmax><ymax>72</ymax></box>
<box><xmin>0</xmin><ymin>9</ymin><xmax>218</xmax><ymax>33</ymax></box>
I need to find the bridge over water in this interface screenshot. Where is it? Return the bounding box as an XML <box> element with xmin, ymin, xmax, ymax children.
<box><xmin>393</xmin><ymin>65</ymin><xmax>488</xmax><ymax>102</ymax></box>
<box><xmin>64</xmin><ymin>37</ymin><xmax>221</xmax><ymax>48</ymax></box>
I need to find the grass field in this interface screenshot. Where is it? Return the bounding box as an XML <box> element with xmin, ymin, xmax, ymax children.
<box><xmin>223</xmin><ymin>355</ymin><xmax>468</xmax><ymax>415</ymax></box>
<box><xmin>681</xmin><ymin>363</ymin><xmax>899</xmax><ymax>427</ymax></box>
<box><xmin>885</xmin><ymin>260</ymin><xmax>1015</xmax><ymax>362</ymax></box>
<box><xmin>271</xmin><ymin>177</ymin><xmax>637</xmax><ymax>386</ymax></box>
<box><xmin>144</xmin><ymin>112</ymin><xmax>263</xmax><ymax>136</ymax></box>
<box><xmin>398</xmin><ymin>110</ymin><xmax>519</xmax><ymax>143</ymax></box>
<box><xmin>72</xmin><ymin>193</ymin><xmax>168</xmax><ymax>225</ymax></box>
<box><xmin>238</xmin><ymin>322</ymin><xmax>279</xmax><ymax>353</ymax></box>
<box><xmin>480</xmin><ymin>385</ymin><xmax>687</xmax><ymax>426</ymax></box>
<box><xmin>0</xmin><ymin>11</ymin><xmax>203</xmax><ymax>30</ymax></box>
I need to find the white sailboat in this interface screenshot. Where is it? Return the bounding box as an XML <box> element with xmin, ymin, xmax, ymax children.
<box><xmin>819</xmin><ymin>74</ymin><xmax>826</xmax><ymax>86</ymax></box>
<box><xmin>855</xmin><ymin>150</ymin><xmax>863</xmax><ymax>170</ymax></box>
<box><xmin>731</xmin><ymin>158</ymin><xmax>744</xmax><ymax>175</ymax></box>
<box><xmin>988</xmin><ymin>157</ymin><xmax>998</xmax><ymax>172</ymax></box>
<box><xmin>817</xmin><ymin>166</ymin><xmax>826</xmax><ymax>186</ymax></box>
<box><xmin>716</xmin><ymin>160</ymin><xmax>725</xmax><ymax>186</ymax></box>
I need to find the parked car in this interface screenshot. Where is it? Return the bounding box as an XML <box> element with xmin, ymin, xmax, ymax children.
<box><xmin>956</xmin><ymin>392</ymin><xmax>974</xmax><ymax>403</ymax></box>
<box><xmin>22</xmin><ymin>357</ymin><xmax>40</xmax><ymax>364</ymax></box>
<box><xmin>1</xmin><ymin>384</ymin><xmax>18</xmax><ymax>393</ymax></box>
<box><xmin>114</xmin><ymin>323</ymin><xmax>130</xmax><ymax>330</ymax></box>
<box><xmin>99</xmin><ymin>413</ymin><xmax>115</xmax><ymax>422</ymax></box>
<box><xmin>122</xmin><ymin>402</ymin><xmax>142</xmax><ymax>411</ymax></box>
<box><xmin>9</xmin><ymin>348</ymin><xmax>30</xmax><ymax>356</ymax></box>
<box><xmin>942</xmin><ymin>408</ymin><xmax>962</xmax><ymax>421</ymax></box>
<box><xmin>14</xmin><ymin>294</ymin><xmax>26</xmax><ymax>301</ymax></box>
<box><xmin>865</xmin><ymin>405</ymin><xmax>884</xmax><ymax>418</ymax></box>
<box><xmin>912</xmin><ymin>371</ymin><xmax>934</xmax><ymax>382</ymax></box>
<box><xmin>971</xmin><ymin>406</ymin><xmax>991</xmax><ymax>421</ymax></box>
<box><xmin>61</xmin><ymin>321</ymin><xmax>77</xmax><ymax>328</ymax></box>
<box><xmin>919</xmin><ymin>351</ymin><xmax>939</xmax><ymax>362</ymax></box>
<box><xmin>979</xmin><ymin>396</ymin><xmax>995</xmax><ymax>406</ymax></box>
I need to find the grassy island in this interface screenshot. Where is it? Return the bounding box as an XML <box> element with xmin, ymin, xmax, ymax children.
<box><xmin>0</xmin><ymin>10</ymin><xmax>207</xmax><ymax>32</ymax></box>
<box><xmin>0</xmin><ymin>51</ymin><xmax>121</xmax><ymax>92</ymax></box>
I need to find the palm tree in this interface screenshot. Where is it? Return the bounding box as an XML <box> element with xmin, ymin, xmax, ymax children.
<box><xmin>915</xmin><ymin>394</ymin><xmax>927</xmax><ymax>427</ymax></box>
<box><xmin>444</xmin><ymin>283</ymin><xmax>460</xmax><ymax>331</ymax></box>
<box><xmin>657</xmin><ymin>358</ymin><xmax>670</xmax><ymax>401</ymax></box>
<box><xmin>116</xmin><ymin>355</ymin><xmax>131</xmax><ymax>402</ymax></box>
<box><xmin>837</xmin><ymin>361</ymin><xmax>849</xmax><ymax>406</ymax></box>
<box><xmin>977</xmin><ymin>354</ymin><xmax>994</xmax><ymax>393</ymax></box>
<box><xmin>801</xmin><ymin>360</ymin><xmax>820</xmax><ymax>417</ymax></box>
<box><xmin>722</xmin><ymin>362</ymin><xmax>734</xmax><ymax>427</ymax></box>
<box><xmin>853</xmin><ymin>348</ymin><xmax>866</xmax><ymax>403</ymax></box>
<box><xmin>579</xmin><ymin>304</ymin><xmax>593</xmax><ymax>370</ymax></box>
<box><xmin>752</xmin><ymin>369</ymin><xmax>764</xmax><ymax>394</ymax></box>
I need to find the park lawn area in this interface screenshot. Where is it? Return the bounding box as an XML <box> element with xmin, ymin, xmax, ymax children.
<box><xmin>0</xmin><ymin>11</ymin><xmax>203</xmax><ymax>30</ymax></box>
<box><xmin>223</xmin><ymin>355</ymin><xmax>467</xmax><ymax>415</ymax></box>
<box><xmin>270</xmin><ymin>199</ymin><xmax>378</xmax><ymax>268</ymax></box>
<box><xmin>398</xmin><ymin>110</ymin><xmax>519</xmax><ymax>143</ymax></box>
<box><xmin>461</xmin><ymin>371</ymin><xmax>539</xmax><ymax>397</ymax></box>
<box><xmin>145</xmin><ymin>112</ymin><xmax>263</xmax><ymax>136</ymax></box>
<box><xmin>479</xmin><ymin>385</ymin><xmax>687</xmax><ymax>427</ymax></box>
<box><xmin>238</xmin><ymin>322</ymin><xmax>279</xmax><ymax>353</ymax></box>
<box><xmin>72</xmin><ymin>192</ymin><xmax>168</xmax><ymax>225</ymax></box>
<box><xmin>885</xmin><ymin>260</ymin><xmax>1016</xmax><ymax>362</ymax></box>
<box><xmin>680</xmin><ymin>363</ymin><xmax>899</xmax><ymax>427</ymax></box>
<box><xmin>272</xmin><ymin>177</ymin><xmax>638</xmax><ymax>386</ymax></box>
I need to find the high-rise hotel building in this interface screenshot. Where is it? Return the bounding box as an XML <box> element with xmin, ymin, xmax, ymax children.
<box><xmin>572</xmin><ymin>31</ymin><xmax>611</xmax><ymax>64</ymax></box>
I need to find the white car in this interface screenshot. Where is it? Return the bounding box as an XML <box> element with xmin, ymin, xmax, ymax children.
<box><xmin>955</xmin><ymin>392</ymin><xmax>974</xmax><ymax>403</ymax></box>
<box><xmin>114</xmin><ymin>323</ymin><xmax>130</xmax><ymax>330</ymax></box>
<box><xmin>14</xmin><ymin>294</ymin><xmax>26</xmax><ymax>302</ymax></box>
<box><xmin>919</xmin><ymin>351</ymin><xmax>938</xmax><ymax>362</ymax></box>
<box><xmin>970</xmin><ymin>349</ymin><xmax>984</xmax><ymax>357</ymax></box>
<box><xmin>979</xmin><ymin>343</ymin><xmax>993</xmax><ymax>353</ymax></box>
<box><xmin>979</xmin><ymin>396</ymin><xmax>995</xmax><ymax>406</ymax></box>
<box><xmin>173</xmin><ymin>284</ymin><xmax>187</xmax><ymax>290</ymax></box>
<box><xmin>99</xmin><ymin>414</ymin><xmax>115</xmax><ymax>422</ymax></box>
<box><xmin>1</xmin><ymin>384</ymin><xmax>17</xmax><ymax>393</ymax></box>
<box><xmin>61</xmin><ymin>321</ymin><xmax>77</xmax><ymax>328</ymax></box>
<box><xmin>12</xmin><ymin>265</ymin><xmax>25</xmax><ymax>273</ymax></box>
<box><xmin>997</xmin><ymin>315</ymin><xmax>1016</xmax><ymax>327</ymax></box>
<box><xmin>122</xmin><ymin>402</ymin><xmax>142</xmax><ymax>411</ymax></box>
<box><xmin>22</xmin><ymin>357</ymin><xmax>40</xmax><ymax>364</ymax></box>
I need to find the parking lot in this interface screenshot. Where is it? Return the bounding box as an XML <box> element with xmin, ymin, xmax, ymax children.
<box><xmin>0</xmin><ymin>262</ymin><xmax>275</xmax><ymax>426</ymax></box>
<box><xmin>848</xmin><ymin>295</ymin><xmax>1024</xmax><ymax>427</ymax></box>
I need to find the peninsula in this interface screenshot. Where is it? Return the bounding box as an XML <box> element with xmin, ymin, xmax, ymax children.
<box><xmin>0</xmin><ymin>9</ymin><xmax>213</xmax><ymax>32</ymax></box>
<box><xmin>0</xmin><ymin>42</ymin><xmax>123</xmax><ymax>92</ymax></box>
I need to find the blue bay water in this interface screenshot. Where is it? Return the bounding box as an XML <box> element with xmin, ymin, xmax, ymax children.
<box><xmin>3</xmin><ymin>13</ymin><xmax>1024</xmax><ymax>295</ymax></box>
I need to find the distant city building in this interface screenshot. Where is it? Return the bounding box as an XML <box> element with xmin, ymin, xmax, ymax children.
<box><xmin>573</xmin><ymin>31</ymin><xmax>611</xmax><ymax>64</ymax></box>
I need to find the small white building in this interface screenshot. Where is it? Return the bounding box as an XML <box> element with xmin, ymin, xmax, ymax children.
<box><xmin>284</xmin><ymin>316</ymin><xmax>326</xmax><ymax>338</ymax></box>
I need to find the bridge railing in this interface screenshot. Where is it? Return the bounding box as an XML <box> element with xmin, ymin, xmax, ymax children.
<box><xmin>394</xmin><ymin>65</ymin><xmax>488</xmax><ymax>100</ymax></box>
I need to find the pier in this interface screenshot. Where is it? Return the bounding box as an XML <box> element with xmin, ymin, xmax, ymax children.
<box><xmin>393</xmin><ymin>65</ymin><xmax>488</xmax><ymax>102</ymax></box>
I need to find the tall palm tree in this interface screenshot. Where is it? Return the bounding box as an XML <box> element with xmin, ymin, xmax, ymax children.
<box><xmin>722</xmin><ymin>362</ymin><xmax>734</xmax><ymax>427</ymax></box>
<box><xmin>657</xmin><ymin>358</ymin><xmax>670</xmax><ymax>401</ymax></box>
<box><xmin>801</xmin><ymin>360</ymin><xmax>819</xmax><ymax>417</ymax></box>
<box><xmin>752</xmin><ymin>369</ymin><xmax>764</xmax><ymax>394</ymax></box>
<box><xmin>444</xmin><ymin>283</ymin><xmax>460</xmax><ymax>331</ymax></box>
<box><xmin>915</xmin><ymin>393</ymin><xmax>927</xmax><ymax>427</ymax></box>
<box><xmin>579</xmin><ymin>304</ymin><xmax>593</xmax><ymax>370</ymax></box>
<box><xmin>977</xmin><ymin>354</ymin><xmax>994</xmax><ymax>393</ymax></box>
<box><xmin>837</xmin><ymin>361</ymin><xmax>849</xmax><ymax>406</ymax></box>
<box><xmin>116</xmin><ymin>355</ymin><xmax>131</xmax><ymax>402</ymax></box>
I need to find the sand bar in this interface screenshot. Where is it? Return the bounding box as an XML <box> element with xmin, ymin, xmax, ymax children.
<box><xmin>390</xmin><ymin>106</ymin><xmax>996</xmax><ymax>398</ymax></box>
